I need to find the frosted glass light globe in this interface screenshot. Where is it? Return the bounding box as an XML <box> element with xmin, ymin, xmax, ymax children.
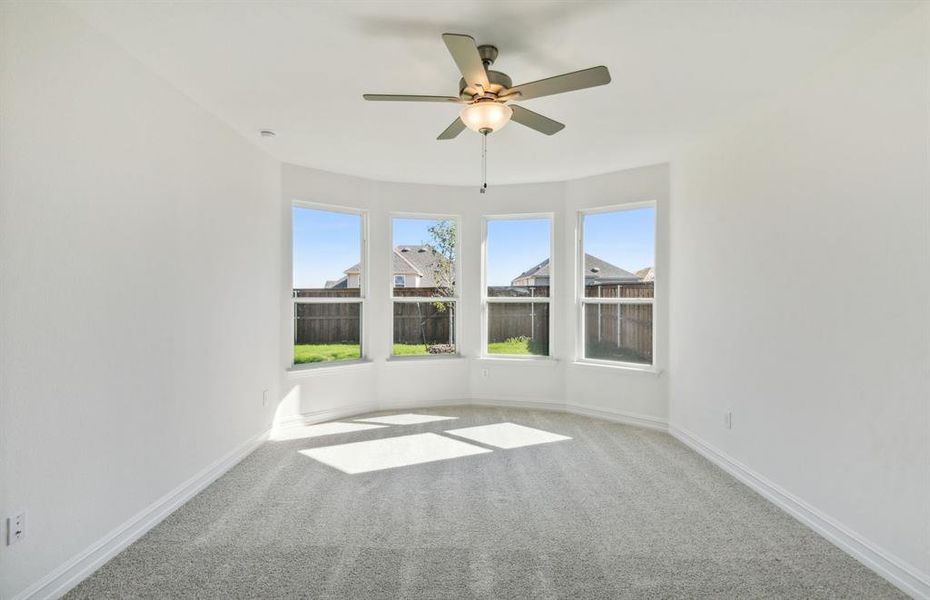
<box><xmin>460</xmin><ymin>102</ymin><xmax>513</xmax><ymax>133</ymax></box>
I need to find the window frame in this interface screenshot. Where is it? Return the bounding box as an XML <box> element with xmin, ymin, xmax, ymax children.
<box><xmin>481</xmin><ymin>213</ymin><xmax>555</xmax><ymax>360</ymax></box>
<box><xmin>576</xmin><ymin>202</ymin><xmax>657</xmax><ymax>370</ymax></box>
<box><xmin>291</xmin><ymin>201</ymin><xmax>368</xmax><ymax>368</ymax></box>
<box><xmin>389</xmin><ymin>212</ymin><xmax>462</xmax><ymax>358</ymax></box>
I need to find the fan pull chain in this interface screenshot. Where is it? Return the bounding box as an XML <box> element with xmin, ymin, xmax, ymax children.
<box><xmin>480</xmin><ymin>131</ymin><xmax>488</xmax><ymax>194</ymax></box>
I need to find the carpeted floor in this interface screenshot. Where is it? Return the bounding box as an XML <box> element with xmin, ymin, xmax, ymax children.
<box><xmin>68</xmin><ymin>406</ymin><xmax>905</xmax><ymax>599</ymax></box>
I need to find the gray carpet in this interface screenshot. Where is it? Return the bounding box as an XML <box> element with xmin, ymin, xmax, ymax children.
<box><xmin>68</xmin><ymin>406</ymin><xmax>905</xmax><ymax>599</ymax></box>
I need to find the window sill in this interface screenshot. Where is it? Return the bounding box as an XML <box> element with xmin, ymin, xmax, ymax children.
<box><xmin>385</xmin><ymin>354</ymin><xmax>465</xmax><ymax>365</ymax></box>
<box><xmin>477</xmin><ymin>355</ymin><xmax>558</xmax><ymax>364</ymax></box>
<box><xmin>287</xmin><ymin>359</ymin><xmax>373</xmax><ymax>377</ymax></box>
<box><xmin>571</xmin><ymin>360</ymin><xmax>662</xmax><ymax>375</ymax></box>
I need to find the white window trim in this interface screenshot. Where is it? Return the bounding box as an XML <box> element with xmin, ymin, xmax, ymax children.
<box><xmin>389</xmin><ymin>212</ymin><xmax>462</xmax><ymax>357</ymax></box>
<box><xmin>576</xmin><ymin>202</ymin><xmax>656</xmax><ymax>368</ymax></box>
<box><xmin>481</xmin><ymin>213</ymin><xmax>555</xmax><ymax>359</ymax></box>
<box><xmin>291</xmin><ymin>201</ymin><xmax>368</xmax><ymax>368</ymax></box>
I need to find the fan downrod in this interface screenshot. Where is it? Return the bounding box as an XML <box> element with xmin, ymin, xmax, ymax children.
<box><xmin>477</xmin><ymin>45</ymin><xmax>498</xmax><ymax>67</ymax></box>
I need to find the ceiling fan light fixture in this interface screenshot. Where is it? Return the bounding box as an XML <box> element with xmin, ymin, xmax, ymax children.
<box><xmin>460</xmin><ymin>101</ymin><xmax>512</xmax><ymax>133</ymax></box>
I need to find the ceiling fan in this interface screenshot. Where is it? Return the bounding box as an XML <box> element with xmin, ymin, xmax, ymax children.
<box><xmin>363</xmin><ymin>33</ymin><xmax>611</xmax><ymax>139</ymax></box>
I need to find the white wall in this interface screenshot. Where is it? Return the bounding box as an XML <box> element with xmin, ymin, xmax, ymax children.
<box><xmin>279</xmin><ymin>163</ymin><xmax>669</xmax><ymax>427</ymax></box>
<box><xmin>0</xmin><ymin>4</ymin><xmax>282</xmax><ymax>598</ymax></box>
<box><xmin>669</xmin><ymin>4</ymin><xmax>930</xmax><ymax>596</ymax></box>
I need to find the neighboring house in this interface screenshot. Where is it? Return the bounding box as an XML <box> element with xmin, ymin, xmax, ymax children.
<box><xmin>326</xmin><ymin>245</ymin><xmax>450</xmax><ymax>288</ymax></box>
<box><xmin>636</xmin><ymin>267</ymin><xmax>655</xmax><ymax>282</ymax></box>
<box><xmin>511</xmin><ymin>254</ymin><xmax>640</xmax><ymax>286</ymax></box>
<box><xmin>323</xmin><ymin>276</ymin><xmax>348</xmax><ymax>289</ymax></box>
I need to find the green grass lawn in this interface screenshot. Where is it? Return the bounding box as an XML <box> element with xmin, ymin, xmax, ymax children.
<box><xmin>392</xmin><ymin>343</ymin><xmax>429</xmax><ymax>356</ymax></box>
<box><xmin>294</xmin><ymin>344</ymin><xmax>360</xmax><ymax>364</ymax></box>
<box><xmin>293</xmin><ymin>343</ymin><xmax>433</xmax><ymax>364</ymax></box>
<box><xmin>300</xmin><ymin>341</ymin><xmax>561</xmax><ymax>363</ymax></box>
<box><xmin>487</xmin><ymin>337</ymin><xmax>547</xmax><ymax>356</ymax></box>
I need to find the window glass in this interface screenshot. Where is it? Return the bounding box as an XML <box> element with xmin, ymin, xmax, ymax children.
<box><xmin>392</xmin><ymin>301</ymin><xmax>456</xmax><ymax>355</ymax></box>
<box><xmin>392</xmin><ymin>218</ymin><xmax>456</xmax><ymax>298</ymax></box>
<box><xmin>292</xmin><ymin>206</ymin><xmax>363</xmax><ymax>364</ymax></box>
<box><xmin>583</xmin><ymin>303</ymin><xmax>652</xmax><ymax>364</ymax></box>
<box><xmin>580</xmin><ymin>206</ymin><xmax>656</xmax><ymax>365</ymax></box>
<box><xmin>485</xmin><ymin>218</ymin><xmax>551</xmax><ymax>356</ymax></box>
<box><xmin>582</xmin><ymin>208</ymin><xmax>654</xmax><ymax>298</ymax></box>
<box><xmin>294</xmin><ymin>207</ymin><xmax>362</xmax><ymax>296</ymax></box>
<box><xmin>487</xmin><ymin>302</ymin><xmax>549</xmax><ymax>356</ymax></box>
<box><xmin>486</xmin><ymin>218</ymin><xmax>550</xmax><ymax>297</ymax></box>
<box><xmin>293</xmin><ymin>303</ymin><xmax>362</xmax><ymax>364</ymax></box>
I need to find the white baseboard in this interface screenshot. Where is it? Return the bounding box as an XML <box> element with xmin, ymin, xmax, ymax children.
<box><xmin>378</xmin><ymin>396</ymin><xmax>470</xmax><ymax>411</ymax></box>
<box><xmin>568</xmin><ymin>402</ymin><xmax>668</xmax><ymax>432</ymax></box>
<box><xmin>468</xmin><ymin>394</ymin><xmax>567</xmax><ymax>412</ymax></box>
<box><xmin>273</xmin><ymin>401</ymin><xmax>379</xmax><ymax>430</ymax></box>
<box><xmin>469</xmin><ymin>395</ymin><xmax>669</xmax><ymax>432</ymax></box>
<box><xmin>13</xmin><ymin>428</ymin><xmax>271</xmax><ymax>600</ymax></box>
<box><xmin>277</xmin><ymin>396</ymin><xmax>669</xmax><ymax>435</ymax></box>
<box><xmin>669</xmin><ymin>424</ymin><xmax>930</xmax><ymax>600</ymax></box>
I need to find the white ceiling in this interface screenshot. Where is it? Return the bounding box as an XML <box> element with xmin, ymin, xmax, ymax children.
<box><xmin>72</xmin><ymin>1</ymin><xmax>916</xmax><ymax>186</ymax></box>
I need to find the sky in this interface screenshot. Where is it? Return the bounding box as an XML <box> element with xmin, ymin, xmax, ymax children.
<box><xmin>583</xmin><ymin>207</ymin><xmax>655</xmax><ymax>276</ymax></box>
<box><xmin>486</xmin><ymin>218</ymin><xmax>550</xmax><ymax>286</ymax></box>
<box><xmin>293</xmin><ymin>207</ymin><xmax>655</xmax><ymax>288</ymax></box>
<box><xmin>293</xmin><ymin>208</ymin><xmax>360</xmax><ymax>288</ymax></box>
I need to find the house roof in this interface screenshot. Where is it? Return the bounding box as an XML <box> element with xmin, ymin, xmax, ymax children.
<box><xmin>341</xmin><ymin>245</ymin><xmax>451</xmax><ymax>287</ymax></box>
<box><xmin>343</xmin><ymin>250</ymin><xmax>422</xmax><ymax>276</ymax></box>
<box><xmin>513</xmin><ymin>254</ymin><xmax>639</xmax><ymax>284</ymax></box>
<box><xmin>324</xmin><ymin>276</ymin><xmax>348</xmax><ymax>289</ymax></box>
<box><xmin>636</xmin><ymin>267</ymin><xmax>655</xmax><ymax>282</ymax></box>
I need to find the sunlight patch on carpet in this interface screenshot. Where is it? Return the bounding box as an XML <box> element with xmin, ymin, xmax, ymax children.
<box><xmin>445</xmin><ymin>422</ymin><xmax>571</xmax><ymax>449</ymax></box>
<box><xmin>299</xmin><ymin>432</ymin><xmax>490</xmax><ymax>474</ymax></box>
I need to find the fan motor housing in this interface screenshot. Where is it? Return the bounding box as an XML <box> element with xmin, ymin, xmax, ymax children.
<box><xmin>459</xmin><ymin>70</ymin><xmax>513</xmax><ymax>100</ymax></box>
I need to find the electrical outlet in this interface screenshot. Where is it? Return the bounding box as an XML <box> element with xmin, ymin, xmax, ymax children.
<box><xmin>481</xmin><ymin>368</ymin><xmax>489</xmax><ymax>378</ymax></box>
<box><xmin>262</xmin><ymin>389</ymin><xmax>270</xmax><ymax>407</ymax></box>
<box><xmin>7</xmin><ymin>512</ymin><xmax>25</xmax><ymax>546</ymax></box>
<box><xmin>724</xmin><ymin>411</ymin><xmax>733</xmax><ymax>430</ymax></box>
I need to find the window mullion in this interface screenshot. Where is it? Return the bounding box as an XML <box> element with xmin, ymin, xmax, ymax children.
<box><xmin>580</xmin><ymin>297</ymin><xmax>653</xmax><ymax>306</ymax></box>
<box><xmin>486</xmin><ymin>297</ymin><xmax>551</xmax><ymax>304</ymax></box>
<box><xmin>294</xmin><ymin>297</ymin><xmax>364</xmax><ymax>304</ymax></box>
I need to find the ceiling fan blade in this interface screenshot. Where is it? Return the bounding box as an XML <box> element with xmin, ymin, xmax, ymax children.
<box><xmin>437</xmin><ymin>117</ymin><xmax>467</xmax><ymax>140</ymax></box>
<box><xmin>441</xmin><ymin>33</ymin><xmax>490</xmax><ymax>91</ymax></box>
<box><xmin>507</xmin><ymin>66</ymin><xmax>611</xmax><ymax>101</ymax></box>
<box><xmin>510</xmin><ymin>105</ymin><xmax>565</xmax><ymax>135</ymax></box>
<box><xmin>363</xmin><ymin>94</ymin><xmax>462</xmax><ymax>103</ymax></box>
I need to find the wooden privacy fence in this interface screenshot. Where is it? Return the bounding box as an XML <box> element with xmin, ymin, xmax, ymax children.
<box><xmin>486</xmin><ymin>302</ymin><xmax>550</xmax><ymax>354</ymax></box>
<box><xmin>293</xmin><ymin>288</ymin><xmax>456</xmax><ymax>346</ymax></box>
<box><xmin>393</xmin><ymin>301</ymin><xmax>455</xmax><ymax>345</ymax></box>
<box><xmin>293</xmin><ymin>283</ymin><xmax>652</xmax><ymax>360</ymax></box>
<box><xmin>583</xmin><ymin>281</ymin><xmax>653</xmax><ymax>362</ymax></box>
<box><xmin>584</xmin><ymin>303</ymin><xmax>653</xmax><ymax>362</ymax></box>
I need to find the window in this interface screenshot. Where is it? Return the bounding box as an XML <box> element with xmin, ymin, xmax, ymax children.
<box><xmin>292</xmin><ymin>205</ymin><xmax>365</xmax><ymax>365</ymax></box>
<box><xmin>484</xmin><ymin>217</ymin><xmax>552</xmax><ymax>356</ymax></box>
<box><xmin>391</xmin><ymin>216</ymin><xmax>458</xmax><ymax>356</ymax></box>
<box><xmin>578</xmin><ymin>205</ymin><xmax>655</xmax><ymax>366</ymax></box>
